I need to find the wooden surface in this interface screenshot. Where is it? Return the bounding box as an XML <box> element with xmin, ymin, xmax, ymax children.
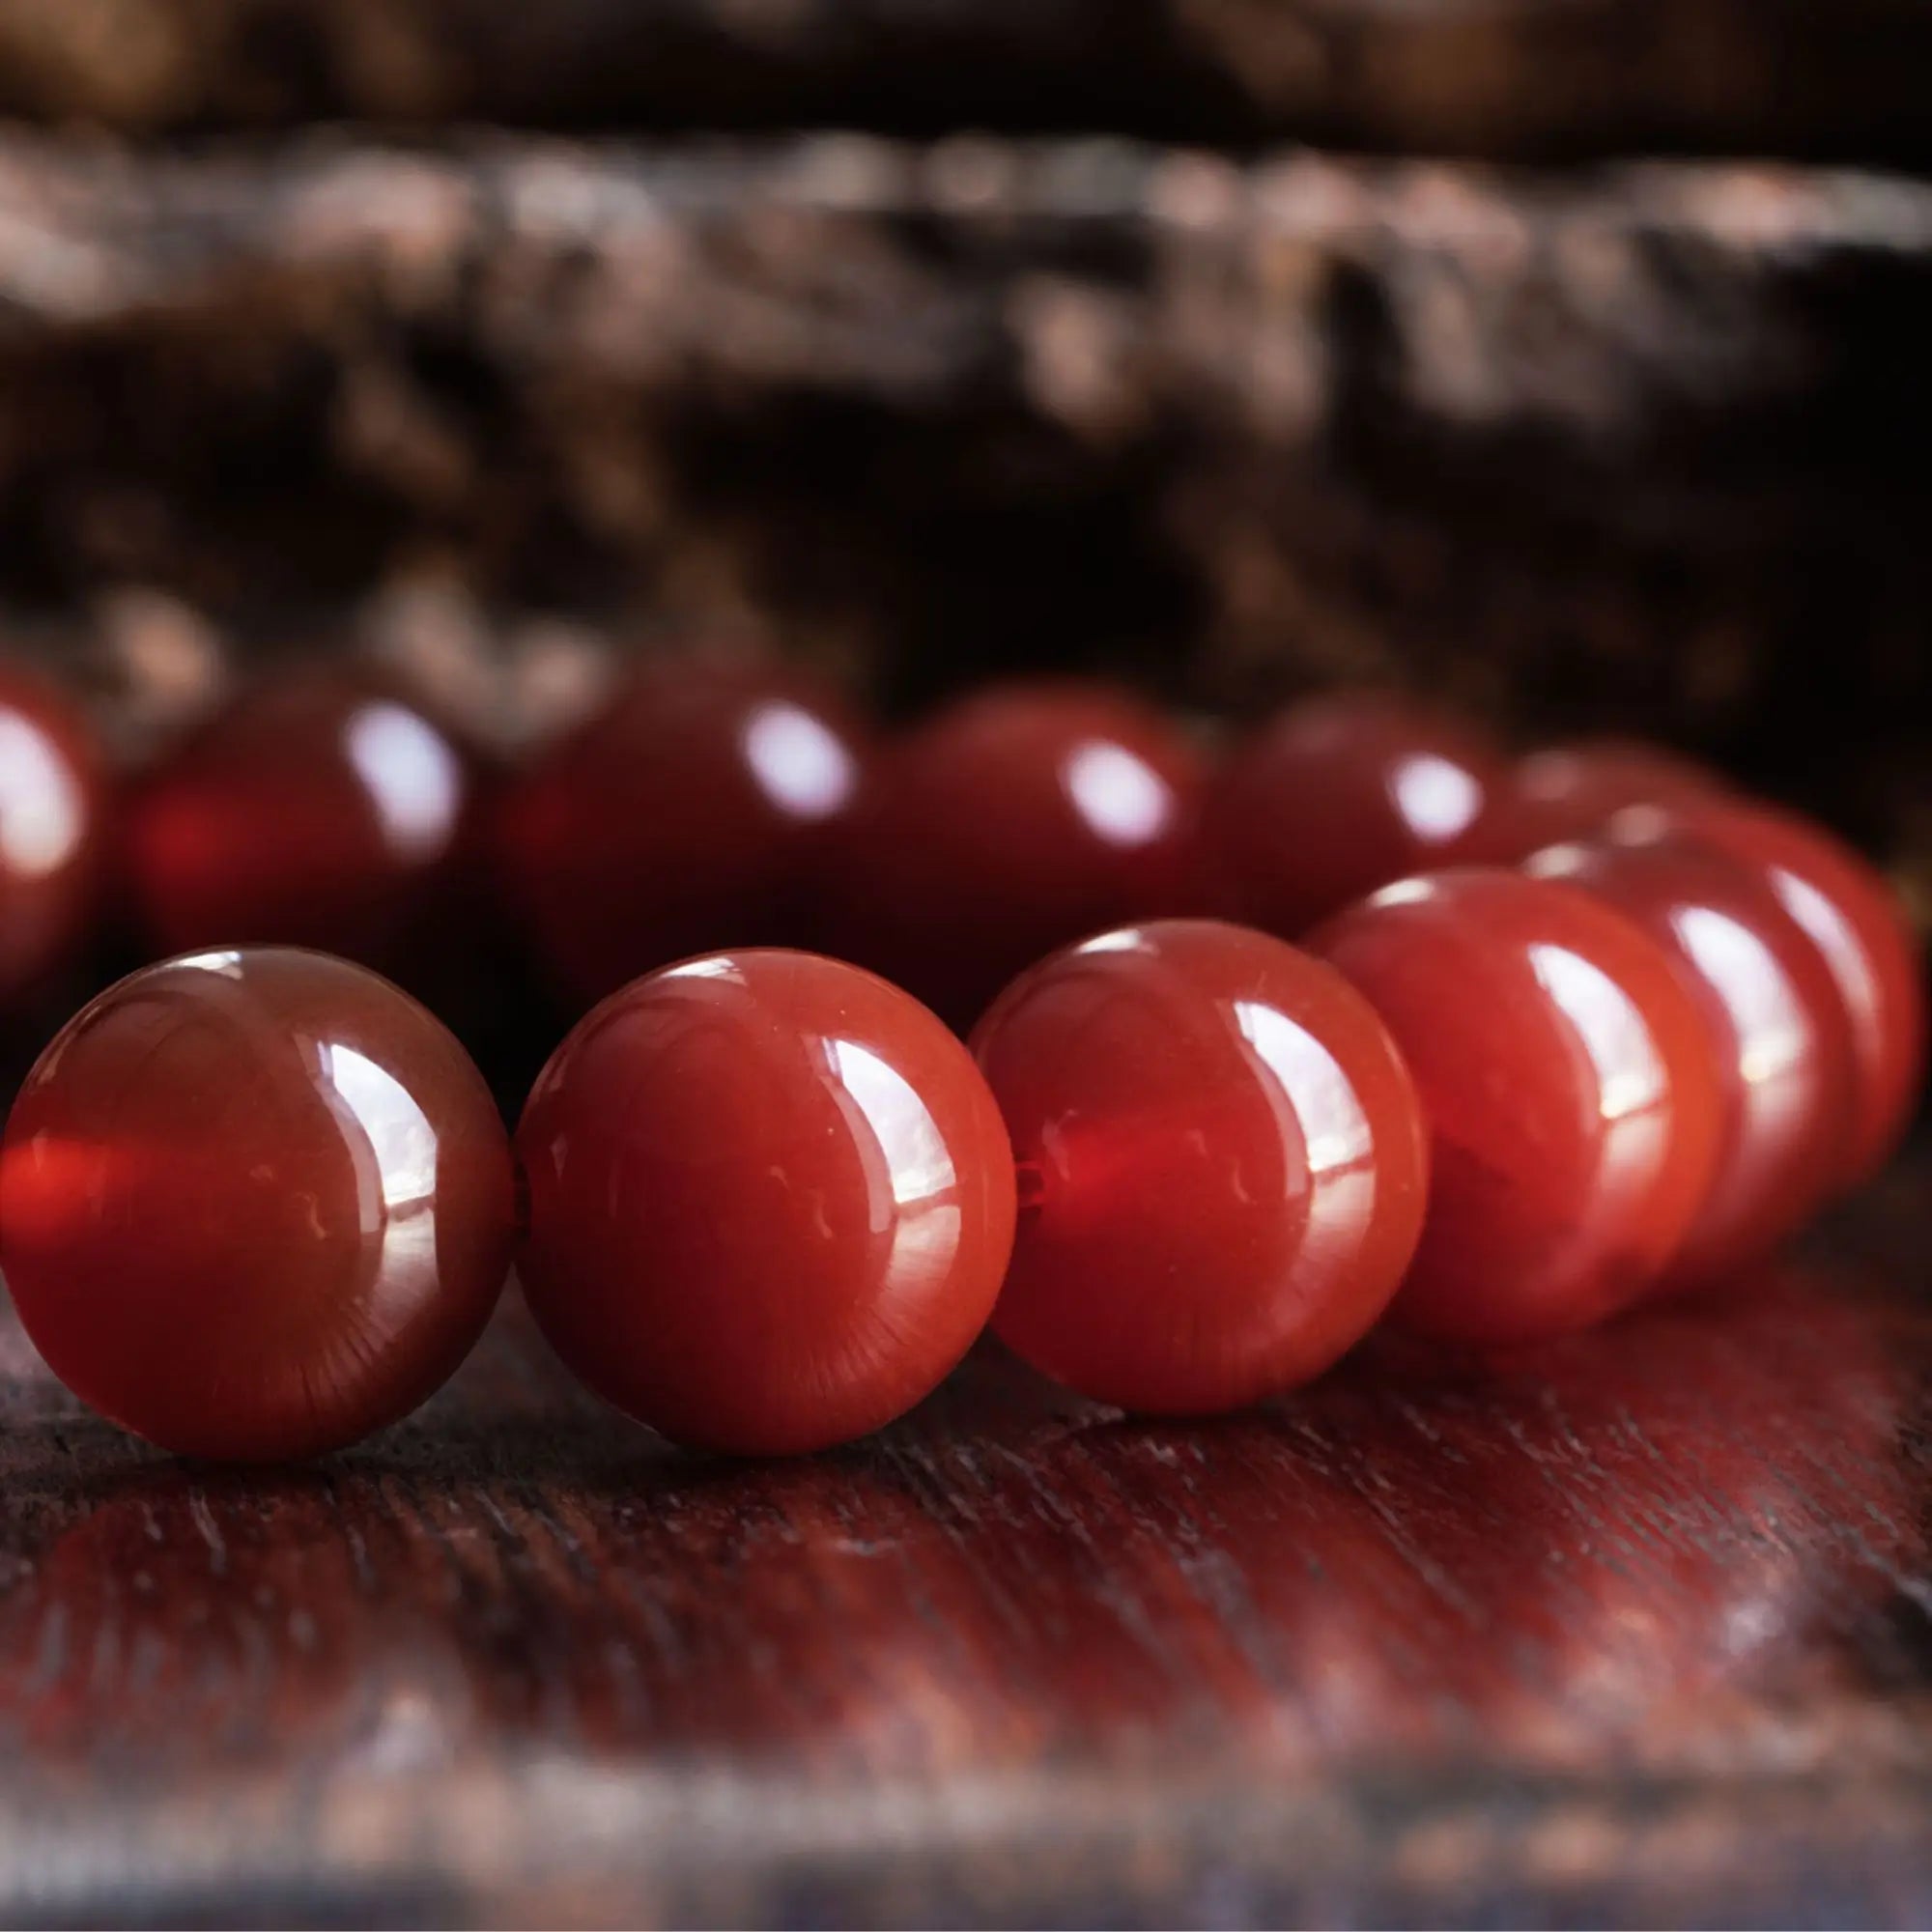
<box><xmin>0</xmin><ymin>1168</ymin><xmax>1927</xmax><ymax>1927</ymax></box>
<box><xmin>2</xmin><ymin>0</ymin><xmax>1931</xmax><ymax>166</ymax></box>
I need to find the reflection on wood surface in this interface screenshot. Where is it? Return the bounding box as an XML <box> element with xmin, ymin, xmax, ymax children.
<box><xmin>0</xmin><ymin>1247</ymin><xmax>1922</xmax><ymax>1923</ymax></box>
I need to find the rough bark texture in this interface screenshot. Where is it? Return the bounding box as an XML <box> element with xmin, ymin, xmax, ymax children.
<box><xmin>0</xmin><ymin>131</ymin><xmax>1928</xmax><ymax>886</ymax></box>
<box><xmin>2</xmin><ymin>0</ymin><xmax>1931</xmax><ymax>166</ymax></box>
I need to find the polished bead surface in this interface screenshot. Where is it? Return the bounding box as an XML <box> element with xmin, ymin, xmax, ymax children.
<box><xmin>1201</xmin><ymin>693</ymin><xmax>1506</xmax><ymax>936</ymax></box>
<box><xmin>516</xmin><ymin>950</ymin><xmax>1017</xmax><ymax>1455</ymax></box>
<box><xmin>970</xmin><ymin>919</ymin><xmax>1427</xmax><ymax>1413</ymax></box>
<box><xmin>1310</xmin><ymin>869</ymin><xmax>1724</xmax><ymax>1342</ymax></box>
<box><xmin>1527</xmin><ymin>820</ymin><xmax>1856</xmax><ymax>1283</ymax></box>
<box><xmin>0</xmin><ymin>665</ymin><xmax>106</xmax><ymax>1006</ymax></box>
<box><xmin>126</xmin><ymin>669</ymin><xmax>477</xmax><ymax>974</ymax></box>
<box><xmin>1657</xmin><ymin>796</ymin><xmax>1926</xmax><ymax>1188</ymax></box>
<box><xmin>824</xmin><ymin>682</ymin><xmax>1205</xmax><ymax>1028</ymax></box>
<box><xmin>1490</xmin><ymin>739</ymin><xmax>1726</xmax><ymax>858</ymax></box>
<box><xmin>0</xmin><ymin>948</ymin><xmax>515</xmax><ymax>1461</ymax></box>
<box><xmin>497</xmin><ymin>659</ymin><xmax>869</xmax><ymax>1008</ymax></box>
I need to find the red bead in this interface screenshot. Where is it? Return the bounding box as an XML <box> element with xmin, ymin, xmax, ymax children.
<box><xmin>1656</xmin><ymin>796</ymin><xmax>1926</xmax><ymax>1188</ymax></box>
<box><xmin>126</xmin><ymin>669</ymin><xmax>476</xmax><ymax>974</ymax></box>
<box><xmin>0</xmin><ymin>665</ymin><xmax>106</xmax><ymax>1006</ymax></box>
<box><xmin>1200</xmin><ymin>693</ymin><xmax>1506</xmax><ymax>935</ymax></box>
<box><xmin>1310</xmin><ymin>869</ymin><xmax>1724</xmax><ymax>1342</ymax></box>
<box><xmin>516</xmin><ymin>950</ymin><xmax>1016</xmax><ymax>1455</ymax></box>
<box><xmin>0</xmin><ymin>948</ymin><xmax>515</xmax><ymax>1461</ymax></box>
<box><xmin>1489</xmin><ymin>738</ymin><xmax>1726</xmax><ymax>858</ymax></box>
<box><xmin>824</xmin><ymin>682</ymin><xmax>1205</xmax><ymax>1028</ymax></box>
<box><xmin>970</xmin><ymin>919</ymin><xmax>1427</xmax><ymax>1413</ymax></box>
<box><xmin>497</xmin><ymin>659</ymin><xmax>869</xmax><ymax>1008</ymax></box>
<box><xmin>1527</xmin><ymin>821</ymin><xmax>1856</xmax><ymax>1283</ymax></box>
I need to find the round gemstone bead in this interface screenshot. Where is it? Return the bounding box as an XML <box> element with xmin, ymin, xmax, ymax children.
<box><xmin>516</xmin><ymin>950</ymin><xmax>1017</xmax><ymax>1455</ymax></box>
<box><xmin>125</xmin><ymin>668</ymin><xmax>477</xmax><ymax>975</ymax></box>
<box><xmin>0</xmin><ymin>948</ymin><xmax>515</xmax><ymax>1461</ymax></box>
<box><xmin>0</xmin><ymin>665</ymin><xmax>107</xmax><ymax>1007</ymax></box>
<box><xmin>1489</xmin><ymin>739</ymin><xmax>1726</xmax><ymax>858</ymax></box>
<box><xmin>1527</xmin><ymin>820</ymin><xmax>1857</xmax><ymax>1283</ymax></box>
<box><xmin>496</xmin><ymin>659</ymin><xmax>869</xmax><ymax>1008</ymax></box>
<box><xmin>1309</xmin><ymin>869</ymin><xmax>1724</xmax><ymax>1342</ymax></box>
<box><xmin>1656</xmin><ymin>796</ymin><xmax>1925</xmax><ymax>1189</ymax></box>
<box><xmin>822</xmin><ymin>682</ymin><xmax>1205</xmax><ymax>1029</ymax></box>
<box><xmin>1200</xmin><ymin>693</ymin><xmax>1506</xmax><ymax>936</ymax></box>
<box><xmin>970</xmin><ymin>919</ymin><xmax>1427</xmax><ymax>1413</ymax></box>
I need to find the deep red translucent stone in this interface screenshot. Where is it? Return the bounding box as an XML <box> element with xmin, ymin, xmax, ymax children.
<box><xmin>0</xmin><ymin>665</ymin><xmax>107</xmax><ymax>1007</ymax></box>
<box><xmin>1310</xmin><ymin>869</ymin><xmax>1724</xmax><ymax>1342</ymax></box>
<box><xmin>516</xmin><ymin>950</ymin><xmax>1017</xmax><ymax>1455</ymax></box>
<box><xmin>1527</xmin><ymin>820</ymin><xmax>1857</xmax><ymax>1283</ymax></box>
<box><xmin>125</xmin><ymin>669</ymin><xmax>477</xmax><ymax>975</ymax></box>
<box><xmin>496</xmin><ymin>659</ymin><xmax>870</xmax><ymax>1008</ymax></box>
<box><xmin>823</xmin><ymin>682</ymin><xmax>1206</xmax><ymax>1028</ymax></box>
<box><xmin>1488</xmin><ymin>738</ymin><xmax>1726</xmax><ymax>858</ymax></box>
<box><xmin>1657</xmin><ymin>795</ymin><xmax>1926</xmax><ymax>1188</ymax></box>
<box><xmin>1200</xmin><ymin>693</ymin><xmax>1507</xmax><ymax>936</ymax></box>
<box><xmin>0</xmin><ymin>948</ymin><xmax>516</xmax><ymax>1461</ymax></box>
<box><xmin>970</xmin><ymin>919</ymin><xmax>1427</xmax><ymax>1413</ymax></box>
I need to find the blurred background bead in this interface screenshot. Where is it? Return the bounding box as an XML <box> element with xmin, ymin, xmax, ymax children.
<box><xmin>823</xmin><ymin>681</ymin><xmax>1206</xmax><ymax>1030</ymax></box>
<box><xmin>124</xmin><ymin>667</ymin><xmax>478</xmax><ymax>978</ymax></box>
<box><xmin>0</xmin><ymin>948</ymin><xmax>515</xmax><ymax>1462</ymax></box>
<box><xmin>496</xmin><ymin>657</ymin><xmax>870</xmax><ymax>1009</ymax></box>
<box><xmin>0</xmin><ymin>662</ymin><xmax>108</xmax><ymax>1009</ymax></box>
<box><xmin>1656</xmin><ymin>795</ymin><xmax>1927</xmax><ymax>1189</ymax></box>
<box><xmin>517</xmin><ymin>950</ymin><xmax>1016</xmax><ymax>1456</ymax></box>
<box><xmin>972</xmin><ymin>919</ymin><xmax>1427</xmax><ymax>1414</ymax></box>
<box><xmin>1310</xmin><ymin>869</ymin><xmax>1724</xmax><ymax>1342</ymax></box>
<box><xmin>1200</xmin><ymin>693</ymin><xmax>1507</xmax><ymax>936</ymax></box>
<box><xmin>1490</xmin><ymin>739</ymin><xmax>1728</xmax><ymax>859</ymax></box>
<box><xmin>1527</xmin><ymin>820</ymin><xmax>1856</xmax><ymax>1284</ymax></box>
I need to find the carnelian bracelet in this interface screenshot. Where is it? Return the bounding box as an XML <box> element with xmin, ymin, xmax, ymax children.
<box><xmin>0</xmin><ymin>660</ymin><xmax>1919</xmax><ymax>1461</ymax></box>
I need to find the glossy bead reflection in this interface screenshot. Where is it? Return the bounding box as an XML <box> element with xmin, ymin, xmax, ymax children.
<box><xmin>971</xmin><ymin>920</ymin><xmax>1427</xmax><ymax>1413</ymax></box>
<box><xmin>126</xmin><ymin>669</ymin><xmax>475</xmax><ymax>973</ymax></box>
<box><xmin>1490</xmin><ymin>739</ymin><xmax>1726</xmax><ymax>858</ymax></box>
<box><xmin>516</xmin><ymin>950</ymin><xmax>1017</xmax><ymax>1455</ymax></box>
<box><xmin>1528</xmin><ymin>821</ymin><xmax>1856</xmax><ymax>1283</ymax></box>
<box><xmin>1659</xmin><ymin>796</ymin><xmax>1926</xmax><ymax>1188</ymax></box>
<box><xmin>823</xmin><ymin>682</ymin><xmax>1205</xmax><ymax>1028</ymax></box>
<box><xmin>1201</xmin><ymin>694</ymin><xmax>1506</xmax><ymax>936</ymax></box>
<box><xmin>0</xmin><ymin>949</ymin><xmax>515</xmax><ymax>1461</ymax></box>
<box><xmin>0</xmin><ymin>666</ymin><xmax>106</xmax><ymax>1006</ymax></box>
<box><xmin>1310</xmin><ymin>870</ymin><xmax>1724</xmax><ymax>1342</ymax></box>
<box><xmin>497</xmin><ymin>660</ymin><xmax>869</xmax><ymax>1007</ymax></box>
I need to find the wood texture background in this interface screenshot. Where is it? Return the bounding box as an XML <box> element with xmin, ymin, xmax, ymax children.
<box><xmin>0</xmin><ymin>1162</ymin><xmax>1925</xmax><ymax>1926</ymax></box>
<box><xmin>6</xmin><ymin>132</ymin><xmax>1931</xmax><ymax>887</ymax></box>
<box><xmin>1</xmin><ymin>0</ymin><xmax>1930</xmax><ymax>166</ymax></box>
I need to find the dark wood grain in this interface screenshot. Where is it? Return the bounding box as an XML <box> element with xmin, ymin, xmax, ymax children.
<box><xmin>0</xmin><ymin>1173</ymin><xmax>1926</xmax><ymax>1926</ymax></box>
<box><xmin>1</xmin><ymin>0</ymin><xmax>1930</xmax><ymax>167</ymax></box>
